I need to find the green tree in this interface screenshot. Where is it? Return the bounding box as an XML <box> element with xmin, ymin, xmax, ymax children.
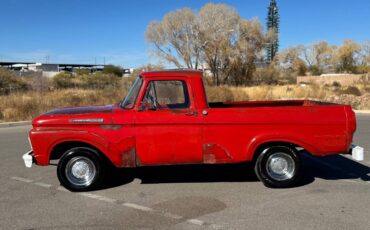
<box><xmin>266</xmin><ymin>0</ymin><xmax>279</xmax><ymax>63</ymax></box>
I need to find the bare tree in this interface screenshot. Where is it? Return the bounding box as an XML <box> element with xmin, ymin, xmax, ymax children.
<box><xmin>226</xmin><ymin>19</ymin><xmax>266</xmax><ymax>85</ymax></box>
<box><xmin>302</xmin><ymin>41</ymin><xmax>334</xmax><ymax>74</ymax></box>
<box><xmin>278</xmin><ymin>46</ymin><xmax>307</xmax><ymax>76</ymax></box>
<box><xmin>358</xmin><ymin>41</ymin><xmax>370</xmax><ymax>73</ymax></box>
<box><xmin>197</xmin><ymin>3</ymin><xmax>240</xmax><ymax>85</ymax></box>
<box><xmin>145</xmin><ymin>3</ymin><xmax>267</xmax><ymax>86</ymax></box>
<box><xmin>145</xmin><ymin>8</ymin><xmax>200</xmax><ymax>69</ymax></box>
<box><xmin>334</xmin><ymin>40</ymin><xmax>361</xmax><ymax>73</ymax></box>
<box><xmin>364</xmin><ymin>41</ymin><xmax>370</xmax><ymax>65</ymax></box>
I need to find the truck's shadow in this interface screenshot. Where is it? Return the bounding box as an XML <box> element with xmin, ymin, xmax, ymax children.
<box><xmin>100</xmin><ymin>152</ymin><xmax>369</xmax><ymax>190</ymax></box>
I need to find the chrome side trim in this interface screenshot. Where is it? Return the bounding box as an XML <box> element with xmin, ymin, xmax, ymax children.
<box><xmin>69</xmin><ymin>118</ymin><xmax>104</xmax><ymax>123</ymax></box>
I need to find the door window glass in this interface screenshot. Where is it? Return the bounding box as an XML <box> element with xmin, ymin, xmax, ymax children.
<box><xmin>144</xmin><ymin>80</ymin><xmax>190</xmax><ymax>109</ymax></box>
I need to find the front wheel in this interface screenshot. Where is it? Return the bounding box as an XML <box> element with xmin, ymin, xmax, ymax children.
<box><xmin>57</xmin><ymin>147</ymin><xmax>105</xmax><ymax>192</ymax></box>
<box><xmin>254</xmin><ymin>146</ymin><xmax>302</xmax><ymax>188</ymax></box>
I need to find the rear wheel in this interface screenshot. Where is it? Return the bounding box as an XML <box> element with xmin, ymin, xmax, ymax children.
<box><xmin>57</xmin><ymin>147</ymin><xmax>105</xmax><ymax>192</ymax></box>
<box><xmin>254</xmin><ymin>146</ymin><xmax>302</xmax><ymax>188</ymax></box>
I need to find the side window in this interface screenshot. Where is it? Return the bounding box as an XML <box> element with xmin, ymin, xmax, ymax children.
<box><xmin>144</xmin><ymin>80</ymin><xmax>190</xmax><ymax>109</ymax></box>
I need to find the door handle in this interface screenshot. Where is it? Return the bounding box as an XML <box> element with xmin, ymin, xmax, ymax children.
<box><xmin>185</xmin><ymin>111</ymin><xmax>198</xmax><ymax>116</ymax></box>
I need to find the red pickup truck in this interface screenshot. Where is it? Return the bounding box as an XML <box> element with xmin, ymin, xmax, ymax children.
<box><xmin>23</xmin><ymin>70</ymin><xmax>363</xmax><ymax>191</ymax></box>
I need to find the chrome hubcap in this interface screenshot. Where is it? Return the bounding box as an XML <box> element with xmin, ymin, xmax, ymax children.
<box><xmin>65</xmin><ymin>156</ymin><xmax>96</xmax><ymax>186</ymax></box>
<box><xmin>266</xmin><ymin>152</ymin><xmax>295</xmax><ymax>181</ymax></box>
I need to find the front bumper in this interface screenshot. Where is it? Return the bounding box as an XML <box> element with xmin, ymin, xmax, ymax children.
<box><xmin>348</xmin><ymin>145</ymin><xmax>364</xmax><ymax>161</ymax></box>
<box><xmin>22</xmin><ymin>150</ymin><xmax>35</xmax><ymax>168</ymax></box>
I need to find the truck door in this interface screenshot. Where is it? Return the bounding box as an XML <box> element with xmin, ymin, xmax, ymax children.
<box><xmin>135</xmin><ymin>78</ymin><xmax>203</xmax><ymax>165</ymax></box>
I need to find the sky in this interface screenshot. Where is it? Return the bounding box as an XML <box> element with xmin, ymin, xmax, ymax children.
<box><xmin>0</xmin><ymin>0</ymin><xmax>369</xmax><ymax>68</ymax></box>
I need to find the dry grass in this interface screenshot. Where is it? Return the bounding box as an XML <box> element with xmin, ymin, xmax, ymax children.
<box><xmin>0</xmin><ymin>88</ymin><xmax>125</xmax><ymax>122</ymax></box>
<box><xmin>206</xmin><ymin>83</ymin><xmax>370</xmax><ymax>110</ymax></box>
<box><xmin>243</xmin><ymin>84</ymin><xmax>329</xmax><ymax>100</ymax></box>
<box><xmin>1</xmin><ymin>83</ymin><xmax>370</xmax><ymax>122</ymax></box>
<box><xmin>206</xmin><ymin>84</ymin><xmax>329</xmax><ymax>102</ymax></box>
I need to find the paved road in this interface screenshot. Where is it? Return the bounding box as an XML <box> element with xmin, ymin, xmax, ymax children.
<box><xmin>1</xmin><ymin>115</ymin><xmax>369</xmax><ymax>230</ymax></box>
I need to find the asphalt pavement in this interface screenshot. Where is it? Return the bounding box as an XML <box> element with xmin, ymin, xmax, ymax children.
<box><xmin>0</xmin><ymin>114</ymin><xmax>369</xmax><ymax>230</ymax></box>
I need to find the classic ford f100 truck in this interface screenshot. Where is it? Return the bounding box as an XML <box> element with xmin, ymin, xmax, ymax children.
<box><xmin>23</xmin><ymin>70</ymin><xmax>364</xmax><ymax>191</ymax></box>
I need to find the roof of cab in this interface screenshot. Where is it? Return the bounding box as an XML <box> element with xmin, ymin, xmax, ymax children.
<box><xmin>140</xmin><ymin>69</ymin><xmax>203</xmax><ymax>78</ymax></box>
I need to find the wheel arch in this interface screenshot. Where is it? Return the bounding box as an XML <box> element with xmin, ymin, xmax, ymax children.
<box><xmin>49</xmin><ymin>141</ymin><xmax>113</xmax><ymax>167</ymax></box>
<box><xmin>247</xmin><ymin>136</ymin><xmax>319</xmax><ymax>162</ymax></box>
<box><xmin>251</xmin><ymin>141</ymin><xmax>299</xmax><ymax>162</ymax></box>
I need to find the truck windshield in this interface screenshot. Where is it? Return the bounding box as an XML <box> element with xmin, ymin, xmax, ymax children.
<box><xmin>121</xmin><ymin>77</ymin><xmax>143</xmax><ymax>109</ymax></box>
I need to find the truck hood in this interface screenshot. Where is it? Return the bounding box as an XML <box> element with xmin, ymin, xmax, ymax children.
<box><xmin>32</xmin><ymin>104</ymin><xmax>115</xmax><ymax>127</ymax></box>
<box><xmin>44</xmin><ymin>105</ymin><xmax>113</xmax><ymax>115</ymax></box>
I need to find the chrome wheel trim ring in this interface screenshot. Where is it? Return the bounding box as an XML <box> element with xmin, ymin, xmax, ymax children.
<box><xmin>266</xmin><ymin>152</ymin><xmax>295</xmax><ymax>181</ymax></box>
<box><xmin>65</xmin><ymin>156</ymin><xmax>96</xmax><ymax>186</ymax></box>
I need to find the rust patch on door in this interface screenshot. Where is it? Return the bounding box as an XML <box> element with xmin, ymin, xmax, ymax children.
<box><xmin>121</xmin><ymin>147</ymin><xmax>136</xmax><ymax>167</ymax></box>
<box><xmin>203</xmin><ymin>143</ymin><xmax>233</xmax><ymax>164</ymax></box>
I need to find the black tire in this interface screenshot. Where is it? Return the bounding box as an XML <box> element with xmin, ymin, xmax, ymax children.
<box><xmin>254</xmin><ymin>146</ymin><xmax>302</xmax><ymax>188</ymax></box>
<box><xmin>57</xmin><ymin>147</ymin><xmax>105</xmax><ymax>192</ymax></box>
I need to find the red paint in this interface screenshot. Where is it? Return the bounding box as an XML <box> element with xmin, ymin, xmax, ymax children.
<box><xmin>28</xmin><ymin>70</ymin><xmax>356</xmax><ymax>168</ymax></box>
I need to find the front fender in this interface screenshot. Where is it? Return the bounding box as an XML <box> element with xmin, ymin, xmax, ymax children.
<box><xmin>30</xmin><ymin>128</ymin><xmax>122</xmax><ymax>167</ymax></box>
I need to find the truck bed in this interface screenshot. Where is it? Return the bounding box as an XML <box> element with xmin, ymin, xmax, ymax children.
<box><xmin>208</xmin><ymin>100</ymin><xmax>335</xmax><ymax>108</ymax></box>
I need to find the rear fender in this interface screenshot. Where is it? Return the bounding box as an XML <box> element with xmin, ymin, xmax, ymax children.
<box><xmin>245</xmin><ymin>133</ymin><xmax>321</xmax><ymax>161</ymax></box>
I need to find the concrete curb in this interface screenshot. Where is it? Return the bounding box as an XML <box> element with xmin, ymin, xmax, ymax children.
<box><xmin>0</xmin><ymin>121</ymin><xmax>31</xmax><ymax>128</ymax></box>
<box><xmin>354</xmin><ymin>110</ymin><xmax>370</xmax><ymax>114</ymax></box>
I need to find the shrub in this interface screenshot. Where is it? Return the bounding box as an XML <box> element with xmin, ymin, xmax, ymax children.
<box><xmin>79</xmin><ymin>72</ymin><xmax>119</xmax><ymax>89</ymax></box>
<box><xmin>127</xmin><ymin>64</ymin><xmax>164</xmax><ymax>78</ymax></box>
<box><xmin>296</xmin><ymin>59</ymin><xmax>307</xmax><ymax>76</ymax></box>
<box><xmin>0</xmin><ymin>68</ymin><xmax>28</xmax><ymax>95</ymax></box>
<box><xmin>24</xmin><ymin>74</ymin><xmax>51</xmax><ymax>91</ymax></box>
<box><xmin>341</xmin><ymin>86</ymin><xmax>362</xmax><ymax>96</ymax></box>
<box><xmin>75</xmin><ymin>69</ymin><xmax>91</xmax><ymax>76</ymax></box>
<box><xmin>253</xmin><ymin>66</ymin><xmax>279</xmax><ymax>85</ymax></box>
<box><xmin>309</xmin><ymin>65</ymin><xmax>322</xmax><ymax>76</ymax></box>
<box><xmin>332</xmin><ymin>81</ymin><xmax>341</xmax><ymax>87</ymax></box>
<box><xmin>103</xmin><ymin>65</ymin><xmax>123</xmax><ymax>77</ymax></box>
<box><xmin>205</xmin><ymin>86</ymin><xmax>234</xmax><ymax>102</ymax></box>
<box><xmin>52</xmin><ymin>72</ymin><xmax>75</xmax><ymax>89</ymax></box>
<box><xmin>205</xmin><ymin>86</ymin><xmax>248</xmax><ymax>102</ymax></box>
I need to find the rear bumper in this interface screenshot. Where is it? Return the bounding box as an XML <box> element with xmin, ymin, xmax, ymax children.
<box><xmin>22</xmin><ymin>150</ymin><xmax>35</xmax><ymax>168</ymax></box>
<box><xmin>348</xmin><ymin>145</ymin><xmax>364</xmax><ymax>161</ymax></box>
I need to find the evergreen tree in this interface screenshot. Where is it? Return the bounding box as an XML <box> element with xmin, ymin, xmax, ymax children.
<box><xmin>266</xmin><ymin>0</ymin><xmax>279</xmax><ymax>63</ymax></box>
